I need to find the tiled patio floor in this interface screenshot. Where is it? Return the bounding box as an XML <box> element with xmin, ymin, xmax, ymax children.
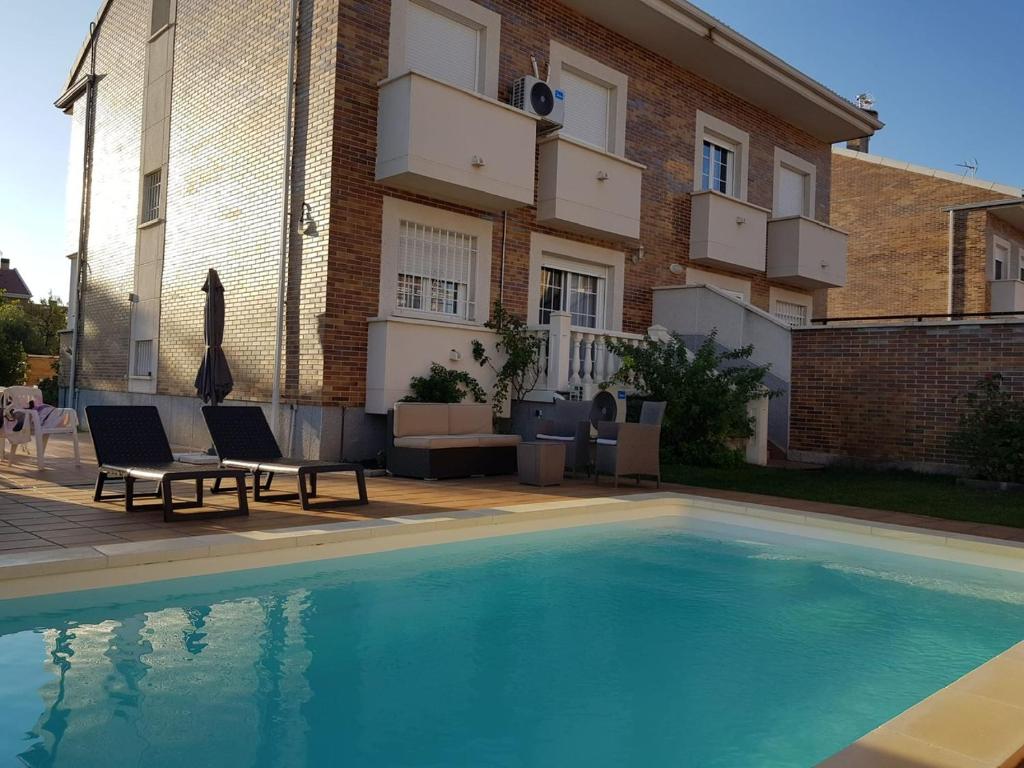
<box><xmin>2</xmin><ymin>434</ymin><xmax>1023</xmax><ymax>557</ymax></box>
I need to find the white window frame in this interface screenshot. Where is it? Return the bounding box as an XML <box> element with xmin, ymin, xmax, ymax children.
<box><xmin>993</xmin><ymin>236</ymin><xmax>1010</xmax><ymax>281</ymax></box>
<box><xmin>772</xmin><ymin>147</ymin><xmax>817</xmax><ymax>219</ymax></box>
<box><xmin>685</xmin><ymin>266</ymin><xmax>752</xmax><ymax>304</ymax></box>
<box><xmin>769</xmin><ymin>286</ymin><xmax>813</xmax><ymax>327</ymax></box>
<box><xmin>695</xmin><ymin>111</ymin><xmax>750</xmax><ymax>201</ymax></box>
<box><xmin>538</xmin><ymin>257</ymin><xmax>608</xmax><ymax>329</ymax></box>
<box><xmin>548</xmin><ymin>41</ymin><xmax>628</xmax><ymax>156</ymax></box>
<box><xmin>387</xmin><ymin>0</ymin><xmax>501</xmax><ymax>98</ymax></box>
<box><xmin>140</xmin><ymin>168</ymin><xmax>162</xmax><ymax>225</ymax></box>
<box><xmin>379</xmin><ymin>197</ymin><xmax>492</xmax><ymax>325</ymax></box>
<box><xmin>528</xmin><ymin>233</ymin><xmax>624</xmax><ymax>332</ymax></box>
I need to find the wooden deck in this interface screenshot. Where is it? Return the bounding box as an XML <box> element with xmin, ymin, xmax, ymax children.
<box><xmin>2</xmin><ymin>435</ymin><xmax>1023</xmax><ymax>556</ymax></box>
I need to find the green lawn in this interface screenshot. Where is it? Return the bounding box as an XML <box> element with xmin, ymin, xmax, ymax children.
<box><xmin>660</xmin><ymin>463</ymin><xmax>1024</xmax><ymax>529</ymax></box>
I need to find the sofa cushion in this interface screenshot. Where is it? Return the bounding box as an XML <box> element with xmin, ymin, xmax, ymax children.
<box><xmin>393</xmin><ymin>435</ymin><xmax>479</xmax><ymax>450</ymax></box>
<box><xmin>475</xmin><ymin>434</ymin><xmax>522</xmax><ymax>448</ymax></box>
<box><xmin>448</xmin><ymin>403</ymin><xmax>493</xmax><ymax>436</ymax></box>
<box><xmin>393</xmin><ymin>403</ymin><xmax>449</xmax><ymax>437</ymax></box>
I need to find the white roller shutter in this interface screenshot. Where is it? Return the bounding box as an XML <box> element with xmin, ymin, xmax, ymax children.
<box><xmin>560</xmin><ymin>69</ymin><xmax>611</xmax><ymax>151</ymax></box>
<box><xmin>777</xmin><ymin>166</ymin><xmax>807</xmax><ymax>217</ymax></box>
<box><xmin>406</xmin><ymin>2</ymin><xmax>480</xmax><ymax>92</ymax></box>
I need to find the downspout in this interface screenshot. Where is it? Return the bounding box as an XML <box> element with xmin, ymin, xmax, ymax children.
<box><xmin>270</xmin><ymin>0</ymin><xmax>300</xmax><ymax>441</ymax></box>
<box><xmin>947</xmin><ymin>209</ymin><xmax>954</xmax><ymax>316</ymax></box>
<box><xmin>498</xmin><ymin>211</ymin><xmax>508</xmax><ymax>308</ymax></box>
<box><xmin>68</xmin><ymin>22</ymin><xmax>99</xmax><ymax>413</ymax></box>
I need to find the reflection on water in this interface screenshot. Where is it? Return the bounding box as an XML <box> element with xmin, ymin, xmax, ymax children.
<box><xmin>10</xmin><ymin>592</ymin><xmax>312</xmax><ymax>768</ymax></box>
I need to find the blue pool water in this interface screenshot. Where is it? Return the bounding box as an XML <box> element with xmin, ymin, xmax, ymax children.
<box><xmin>3</xmin><ymin>517</ymin><xmax>1024</xmax><ymax>767</ymax></box>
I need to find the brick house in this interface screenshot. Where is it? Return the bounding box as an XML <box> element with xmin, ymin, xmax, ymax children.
<box><xmin>824</xmin><ymin>147</ymin><xmax>1024</xmax><ymax>320</ymax></box>
<box><xmin>58</xmin><ymin>0</ymin><xmax>879</xmax><ymax>459</ymax></box>
<box><xmin>0</xmin><ymin>258</ymin><xmax>33</xmax><ymax>301</ymax></box>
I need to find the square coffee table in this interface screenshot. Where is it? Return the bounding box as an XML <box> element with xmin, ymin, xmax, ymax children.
<box><xmin>517</xmin><ymin>441</ymin><xmax>566</xmax><ymax>487</ymax></box>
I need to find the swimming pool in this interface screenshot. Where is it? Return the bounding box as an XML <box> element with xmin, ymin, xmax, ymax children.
<box><xmin>3</xmin><ymin>513</ymin><xmax>1024</xmax><ymax>767</ymax></box>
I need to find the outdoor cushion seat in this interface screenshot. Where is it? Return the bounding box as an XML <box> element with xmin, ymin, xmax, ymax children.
<box><xmin>595</xmin><ymin>401</ymin><xmax>667</xmax><ymax>488</ymax></box>
<box><xmin>474</xmin><ymin>434</ymin><xmax>522</xmax><ymax>448</ymax></box>
<box><xmin>393</xmin><ymin>435</ymin><xmax>481</xmax><ymax>450</ymax></box>
<box><xmin>87</xmin><ymin>405</ymin><xmax>249</xmax><ymax>522</ymax></box>
<box><xmin>595</xmin><ymin>438</ymin><xmax>617</xmax><ymax>446</ymax></box>
<box><xmin>203</xmin><ymin>406</ymin><xmax>368</xmax><ymax>510</ymax></box>
<box><xmin>534</xmin><ymin>433</ymin><xmax>575</xmax><ymax>442</ymax></box>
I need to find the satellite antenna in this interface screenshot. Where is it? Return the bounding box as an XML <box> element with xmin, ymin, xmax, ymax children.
<box><xmin>955</xmin><ymin>158</ymin><xmax>979</xmax><ymax>178</ymax></box>
<box><xmin>855</xmin><ymin>92</ymin><xmax>876</xmax><ymax>111</ymax></box>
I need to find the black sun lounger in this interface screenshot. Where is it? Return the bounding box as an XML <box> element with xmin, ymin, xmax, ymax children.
<box><xmin>202</xmin><ymin>406</ymin><xmax>368</xmax><ymax>510</ymax></box>
<box><xmin>86</xmin><ymin>405</ymin><xmax>249</xmax><ymax>522</ymax></box>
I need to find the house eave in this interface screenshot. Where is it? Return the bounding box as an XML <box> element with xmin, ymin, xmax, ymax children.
<box><xmin>558</xmin><ymin>0</ymin><xmax>883</xmax><ymax>143</ymax></box>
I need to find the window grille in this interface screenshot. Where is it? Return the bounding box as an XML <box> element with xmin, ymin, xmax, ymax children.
<box><xmin>133</xmin><ymin>339</ymin><xmax>154</xmax><ymax>377</ymax></box>
<box><xmin>397</xmin><ymin>220</ymin><xmax>476</xmax><ymax>320</ymax></box>
<box><xmin>774</xmin><ymin>300</ymin><xmax>808</xmax><ymax>327</ymax></box>
<box><xmin>141</xmin><ymin>170</ymin><xmax>162</xmax><ymax>223</ymax></box>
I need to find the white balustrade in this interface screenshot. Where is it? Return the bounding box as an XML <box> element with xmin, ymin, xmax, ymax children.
<box><xmin>527</xmin><ymin>313</ymin><xmax>644</xmax><ymax>400</ymax></box>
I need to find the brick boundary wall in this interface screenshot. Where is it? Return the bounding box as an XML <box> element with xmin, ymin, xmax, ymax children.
<box><xmin>789</xmin><ymin>321</ymin><xmax>1024</xmax><ymax>473</ymax></box>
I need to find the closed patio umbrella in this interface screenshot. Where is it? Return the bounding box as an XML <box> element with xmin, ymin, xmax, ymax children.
<box><xmin>194</xmin><ymin>269</ymin><xmax>233</xmax><ymax>405</ymax></box>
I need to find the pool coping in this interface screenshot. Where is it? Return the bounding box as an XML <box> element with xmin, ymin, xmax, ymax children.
<box><xmin>3</xmin><ymin>490</ymin><xmax>1024</xmax><ymax>767</ymax></box>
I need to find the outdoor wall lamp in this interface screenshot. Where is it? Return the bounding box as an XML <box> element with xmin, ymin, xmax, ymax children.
<box><xmin>300</xmin><ymin>202</ymin><xmax>316</xmax><ymax>237</ymax></box>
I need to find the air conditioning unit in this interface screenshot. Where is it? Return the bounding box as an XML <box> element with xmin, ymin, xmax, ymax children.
<box><xmin>511</xmin><ymin>75</ymin><xmax>564</xmax><ymax>133</ymax></box>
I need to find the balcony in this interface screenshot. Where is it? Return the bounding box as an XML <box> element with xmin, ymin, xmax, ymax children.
<box><xmin>989</xmin><ymin>279</ymin><xmax>1024</xmax><ymax>313</ymax></box>
<box><xmin>689</xmin><ymin>190</ymin><xmax>769</xmax><ymax>273</ymax></box>
<box><xmin>375</xmin><ymin>72</ymin><xmax>538</xmax><ymax>211</ymax></box>
<box><xmin>536</xmin><ymin>135</ymin><xmax>644</xmax><ymax>241</ymax></box>
<box><xmin>766</xmin><ymin>216</ymin><xmax>848</xmax><ymax>289</ymax></box>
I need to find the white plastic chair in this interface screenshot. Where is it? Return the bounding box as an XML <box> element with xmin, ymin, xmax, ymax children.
<box><xmin>1</xmin><ymin>386</ymin><xmax>81</xmax><ymax>470</ymax></box>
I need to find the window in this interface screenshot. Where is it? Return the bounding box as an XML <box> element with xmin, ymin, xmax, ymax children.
<box><xmin>389</xmin><ymin>0</ymin><xmax>500</xmax><ymax>98</ymax></box>
<box><xmin>150</xmin><ymin>0</ymin><xmax>170</xmax><ymax>34</ymax></box>
<box><xmin>702</xmin><ymin>139</ymin><xmax>735</xmax><ymax>196</ymax></box>
<box><xmin>397</xmin><ymin>220</ymin><xmax>477</xmax><ymax>320</ymax></box>
<box><xmin>141</xmin><ymin>170</ymin><xmax>161</xmax><ymax>223</ymax></box>
<box><xmin>774</xmin><ymin>301</ymin><xmax>808</xmax><ymax>327</ymax></box>
<box><xmin>133</xmin><ymin>339</ymin><xmax>154</xmax><ymax>377</ymax></box>
<box><xmin>549</xmin><ymin>42</ymin><xmax>629</xmax><ymax>156</ymax></box>
<box><xmin>538</xmin><ymin>266</ymin><xmax>605</xmax><ymax>328</ymax></box>
<box><xmin>773</xmin><ymin>148</ymin><xmax>816</xmax><ymax>218</ymax></box>
<box><xmin>560</xmin><ymin>69</ymin><xmax>611</xmax><ymax>151</ymax></box>
<box><xmin>406</xmin><ymin>2</ymin><xmax>479</xmax><ymax>92</ymax></box>
<box><xmin>994</xmin><ymin>239</ymin><xmax>1010</xmax><ymax>280</ymax></box>
<box><xmin>694</xmin><ymin>112</ymin><xmax>749</xmax><ymax>200</ymax></box>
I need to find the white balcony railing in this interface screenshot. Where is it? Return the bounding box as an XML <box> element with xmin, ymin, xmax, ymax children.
<box><xmin>527</xmin><ymin>311</ymin><xmax>644</xmax><ymax>400</ymax></box>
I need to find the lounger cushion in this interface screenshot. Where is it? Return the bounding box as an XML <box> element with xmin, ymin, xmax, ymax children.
<box><xmin>448</xmin><ymin>404</ymin><xmax>493</xmax><ymax>436</ymax></box>
<box><xmin>393</xmin><ymin>403</ymin><xmax>449</xmax><ymax>438</ymax></box>
<box><xmin>393</xmin><ymin>435</ymin><xmax>480</xmax><ymax>450</ymax></box>
<box><xmin>475</xmin><ymin>434</ymin><xmax>522</xmax><ymax>448</ymax></box>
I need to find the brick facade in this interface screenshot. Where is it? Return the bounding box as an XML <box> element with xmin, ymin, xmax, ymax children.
<box><xmin>826</xmin><ymin>151</ymin><xmax>1023</xmax><ymax>319</ymax></box>
<box><xmin>789</xmin><ymin>322</ymin><xmax>1024</xmax><ymax>471</ymax></box>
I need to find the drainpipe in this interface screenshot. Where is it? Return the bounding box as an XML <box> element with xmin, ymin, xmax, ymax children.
<box><xmin>68</xmin><ymin>22</ymin><xmax>99</xmax><ymax>413</ymax></box>
<box><xmin>947</xmin><ymin>209</ymin><xmax>954</xmax><ymax>316</ymax></box>
<box><xmin>270</xmin><ymin>0</ymin><xmax>300</xmax><ymax>440</ymax></box>
<box><xmin>498</xmin><ymin>211</ymin><xmax>508</xmax><ymax>308</ymax></box>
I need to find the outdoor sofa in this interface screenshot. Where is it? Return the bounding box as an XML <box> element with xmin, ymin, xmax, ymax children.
<box><xmin>87</xmin><ymin>405</ymin><xmax>249</xmax><ymax>522</ymax></box>
<box><xmin>386</xmin><ymin>402</ymin><xmax>520</xmax><ymax>479</ymax></box>
<box><xmin>203</xmin><ymin>405</ymin><xmax>368</xmax><ymax>510</ymax></box>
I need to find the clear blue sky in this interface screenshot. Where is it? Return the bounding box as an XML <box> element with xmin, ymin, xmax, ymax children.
<box><xmin>2</xmin><ymin>0</ymin><xmax>1022</xmax><ymax>301</ymax></box>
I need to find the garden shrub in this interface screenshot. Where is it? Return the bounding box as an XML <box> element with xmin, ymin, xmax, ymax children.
<box><xmin>951</xmin><ymin>374</ymin><xmax>1024</xmax><ymax>483</ymax></box>
<box><xmin>472</xmin><ymin>302</ymin><xmax>543</xmax><ymax>414</ymax></box>
<box><xmin>402</xmin><ymin>363</ymin><xmax>486</xmax><ymax>404</ymax></box>
<box><xmin>607</xmin><ymin>331</ymin><xmax>775</xmax><ymax>467</ymax></box>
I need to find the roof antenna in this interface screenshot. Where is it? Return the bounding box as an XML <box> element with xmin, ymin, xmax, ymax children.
<box><xmin>955</xmin><ymin>158</ymin><xmax>979</xmax><ymax>178</ymax></box>
<box><xmin>855</xmin><ymin>92</ymin><xmax>876</xmax><ymax>111</ymax></box>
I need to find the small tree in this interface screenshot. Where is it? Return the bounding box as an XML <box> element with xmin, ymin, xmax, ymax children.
<box><xmin>472</xmin><ymin>302</ymin><xmax>543</xmax><ymax>413</ymax></box>
<box><xmin>401</xmin><ymin>362</ymin><xmax>486</xmax><ymax>404</ymax></box>
<box><xmin>607</xmin><ymin>331</ymin><xmax>775</xmax><ymax>467</ymax></box>
<box><xmin>951</xmin><ymin>374</ymin><xmax>1024</xmax><ymax>483</ymax></box>
<box><xmin>0</xmin><ymin>293</ymin><xmax>30</xmax><ymax>386</ymax></box>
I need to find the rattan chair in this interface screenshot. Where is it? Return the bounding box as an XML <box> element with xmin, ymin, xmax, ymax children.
<box><xmin>203</xmin><ymin>406</ymin><xmax>368</xmax><ymax>510</ymax></box>
<box><xmin>594</xmin><ymin>401</ymin><xmax>666</xmax><ymax>488</ymax></box>
<box><xmin>87</xmin><ymin>405</ymin><xmax>249</xmax><ymax>522</ymax></box>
